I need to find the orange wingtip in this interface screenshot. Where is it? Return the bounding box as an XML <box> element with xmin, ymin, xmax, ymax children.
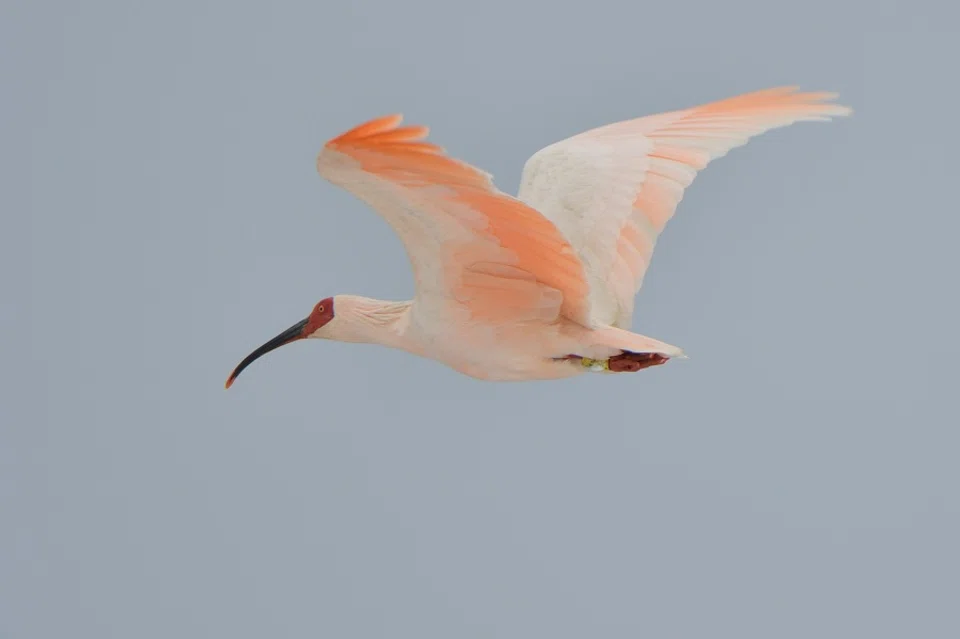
<box><xmin>698</xmin><ymin>86</ymin><xmax>852</xmax><ymax>116</ymax></box>
<box><xmin>328</xmin><ymin>114</ymin><xmax>430</xmax><ymax>143</ymax></box>
<box><xmin>325</xmin><ymin>114</ymin><xmax>444</xmax><ymax>154</ymax></box>
<box><xmin>322</xmin><ymin>114</ymin><xmax>489</xmax><ymax>189</ymax></box>
<box><xmin>331</xmin><ymin>114</ymin><xmax>403</xmax><ymax>142</ymax></box>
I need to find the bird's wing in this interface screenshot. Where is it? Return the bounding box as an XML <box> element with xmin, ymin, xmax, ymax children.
<box><xmin>517</xmin><ymin>87</ymin><xmax>851</xmax><ymax>328</ymax></box>
<box><xmin>316</xmin><ymin>115</ymin><xmax>593</xmax><ymax>327</ymax></box>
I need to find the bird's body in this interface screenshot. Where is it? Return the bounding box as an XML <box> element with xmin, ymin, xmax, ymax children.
<box><xmin>312</xmin><ymin>295</ymin><xmax>646</xmax><ymax>381</ymax></box>
<box><xmin>226</xmin><ymin>87</ymin><xmax>850</xmax><ymax>387</ymax></box>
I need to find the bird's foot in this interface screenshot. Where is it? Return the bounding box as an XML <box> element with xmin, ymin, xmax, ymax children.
<box><xmin>572</xmin><ymin>351</ymin><xmax>669</xmax><ymax>373</ymax></box>
<box><xmin>608</xmin><ymin>351</ymin><xmax>669</xmax><ymax>372</ymax></box>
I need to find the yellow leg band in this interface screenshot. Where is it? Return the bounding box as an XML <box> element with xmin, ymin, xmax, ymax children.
<box><xmin>580</xmin><ymin>357</ymin><xmax>610</xmax><ymax>371</ymax></box>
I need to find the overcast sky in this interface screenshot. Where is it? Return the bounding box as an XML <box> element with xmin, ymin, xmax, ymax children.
<box><xmin>4</xmin><ymin>0</ymin><xmax>959</xmax><ymax>637</ymax></box>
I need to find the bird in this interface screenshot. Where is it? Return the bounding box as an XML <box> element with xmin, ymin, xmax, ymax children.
<box><xmin>226</xmin><ymin>86</ymin><xmax>850</xmax><ymax>387</ymax></box>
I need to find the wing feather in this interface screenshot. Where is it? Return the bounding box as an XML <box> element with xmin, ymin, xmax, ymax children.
<box><xmin>317</xmin><ymin>115</ymin><xmax>593</xmax><ymax>327</ymax></box>
<box><xmin>518</xmin><ymin>86</ymin><xmax>851</xmax><ymax>327</ymax></box>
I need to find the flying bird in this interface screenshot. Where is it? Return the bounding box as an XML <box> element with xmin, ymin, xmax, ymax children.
<box><xmin>226</xmin><ymin>87</ymin><xmax>850</xmax><ymax>387</ymax></box>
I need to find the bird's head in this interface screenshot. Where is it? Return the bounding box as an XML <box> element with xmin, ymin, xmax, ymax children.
<box><xmin>225</xmin><ymin>297</ymin><xmax>335</xmax><ymax>389</ymax></box>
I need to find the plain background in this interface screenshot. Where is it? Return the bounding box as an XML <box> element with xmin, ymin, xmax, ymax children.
<box><xmin>4</xmin><ymin>0</ymin><xmax>959</xmax><ymax>637</ymax></box>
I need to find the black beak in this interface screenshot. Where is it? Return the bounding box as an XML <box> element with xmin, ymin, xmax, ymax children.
<box><xmin>225</xmin><ymin>318</ymin><xmax>309</xmax><ymax>389</ymax></box>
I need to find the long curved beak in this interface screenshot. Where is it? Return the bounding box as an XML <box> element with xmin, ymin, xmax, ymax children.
<box><xmin>225</xmin><ymin>318</ymin><xmax>309</xmax><ymax>389</ymax></box>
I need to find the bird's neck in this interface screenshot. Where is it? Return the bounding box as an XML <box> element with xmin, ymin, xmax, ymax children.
<box><xmin>331</xmin><ymin>295</ymin><xmax>417</xmax><ymax>353</ymax></box>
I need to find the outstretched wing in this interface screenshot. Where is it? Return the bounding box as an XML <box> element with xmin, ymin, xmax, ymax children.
<box><xmin>517</xmin><ymin>87</ymin><xmax>852</xmax><ymax>328</ymax></box>
<box><xmin>317</xmin><ymin>115</ymin><xmax>593</xmax><ymax>327</ymax></box>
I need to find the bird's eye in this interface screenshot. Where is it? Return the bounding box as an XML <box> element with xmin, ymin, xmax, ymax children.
<box><xmin>317</xmin><ymin>305</ymin><xmax>325</xmax><ymax>313</ymax></box>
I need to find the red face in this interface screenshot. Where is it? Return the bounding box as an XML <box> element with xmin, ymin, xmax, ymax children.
<box><xmin>225</xmin><ymin>296</ymin><xmax>336</xmax><ymax>389</ymax></box>
<box><xmin>303</xmin><ymin>296</ymin><xmax>335</xmax><ymax>336</ymax></box>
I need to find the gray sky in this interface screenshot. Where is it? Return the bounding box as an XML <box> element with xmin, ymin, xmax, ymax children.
<box><xmin>4</xmin><ymin>0</ymin><xmax>959</xmax><ymax>637</ymax></box>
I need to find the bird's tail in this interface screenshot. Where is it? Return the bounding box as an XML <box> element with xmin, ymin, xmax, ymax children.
<box><xmin>591</xmin><ymin>325</ymin><xmax>687</xmax><ymax>359</ymax></box>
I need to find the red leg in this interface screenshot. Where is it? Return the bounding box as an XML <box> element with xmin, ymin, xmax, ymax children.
<box><xmin>608</xmin><ymin>351</ymin><xmax>669</xmax><ymax>373</ymax></box>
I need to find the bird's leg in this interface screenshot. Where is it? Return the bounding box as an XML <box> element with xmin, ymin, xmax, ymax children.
<box><xmin>607</xmin><ymin>351</ymin><xmax>669</xmax><ymax>372</ymax></box>
<box><xmin>565</xmin><ymin>351</ymin><xmax>669</xmax><ymax>373</ymax></box>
